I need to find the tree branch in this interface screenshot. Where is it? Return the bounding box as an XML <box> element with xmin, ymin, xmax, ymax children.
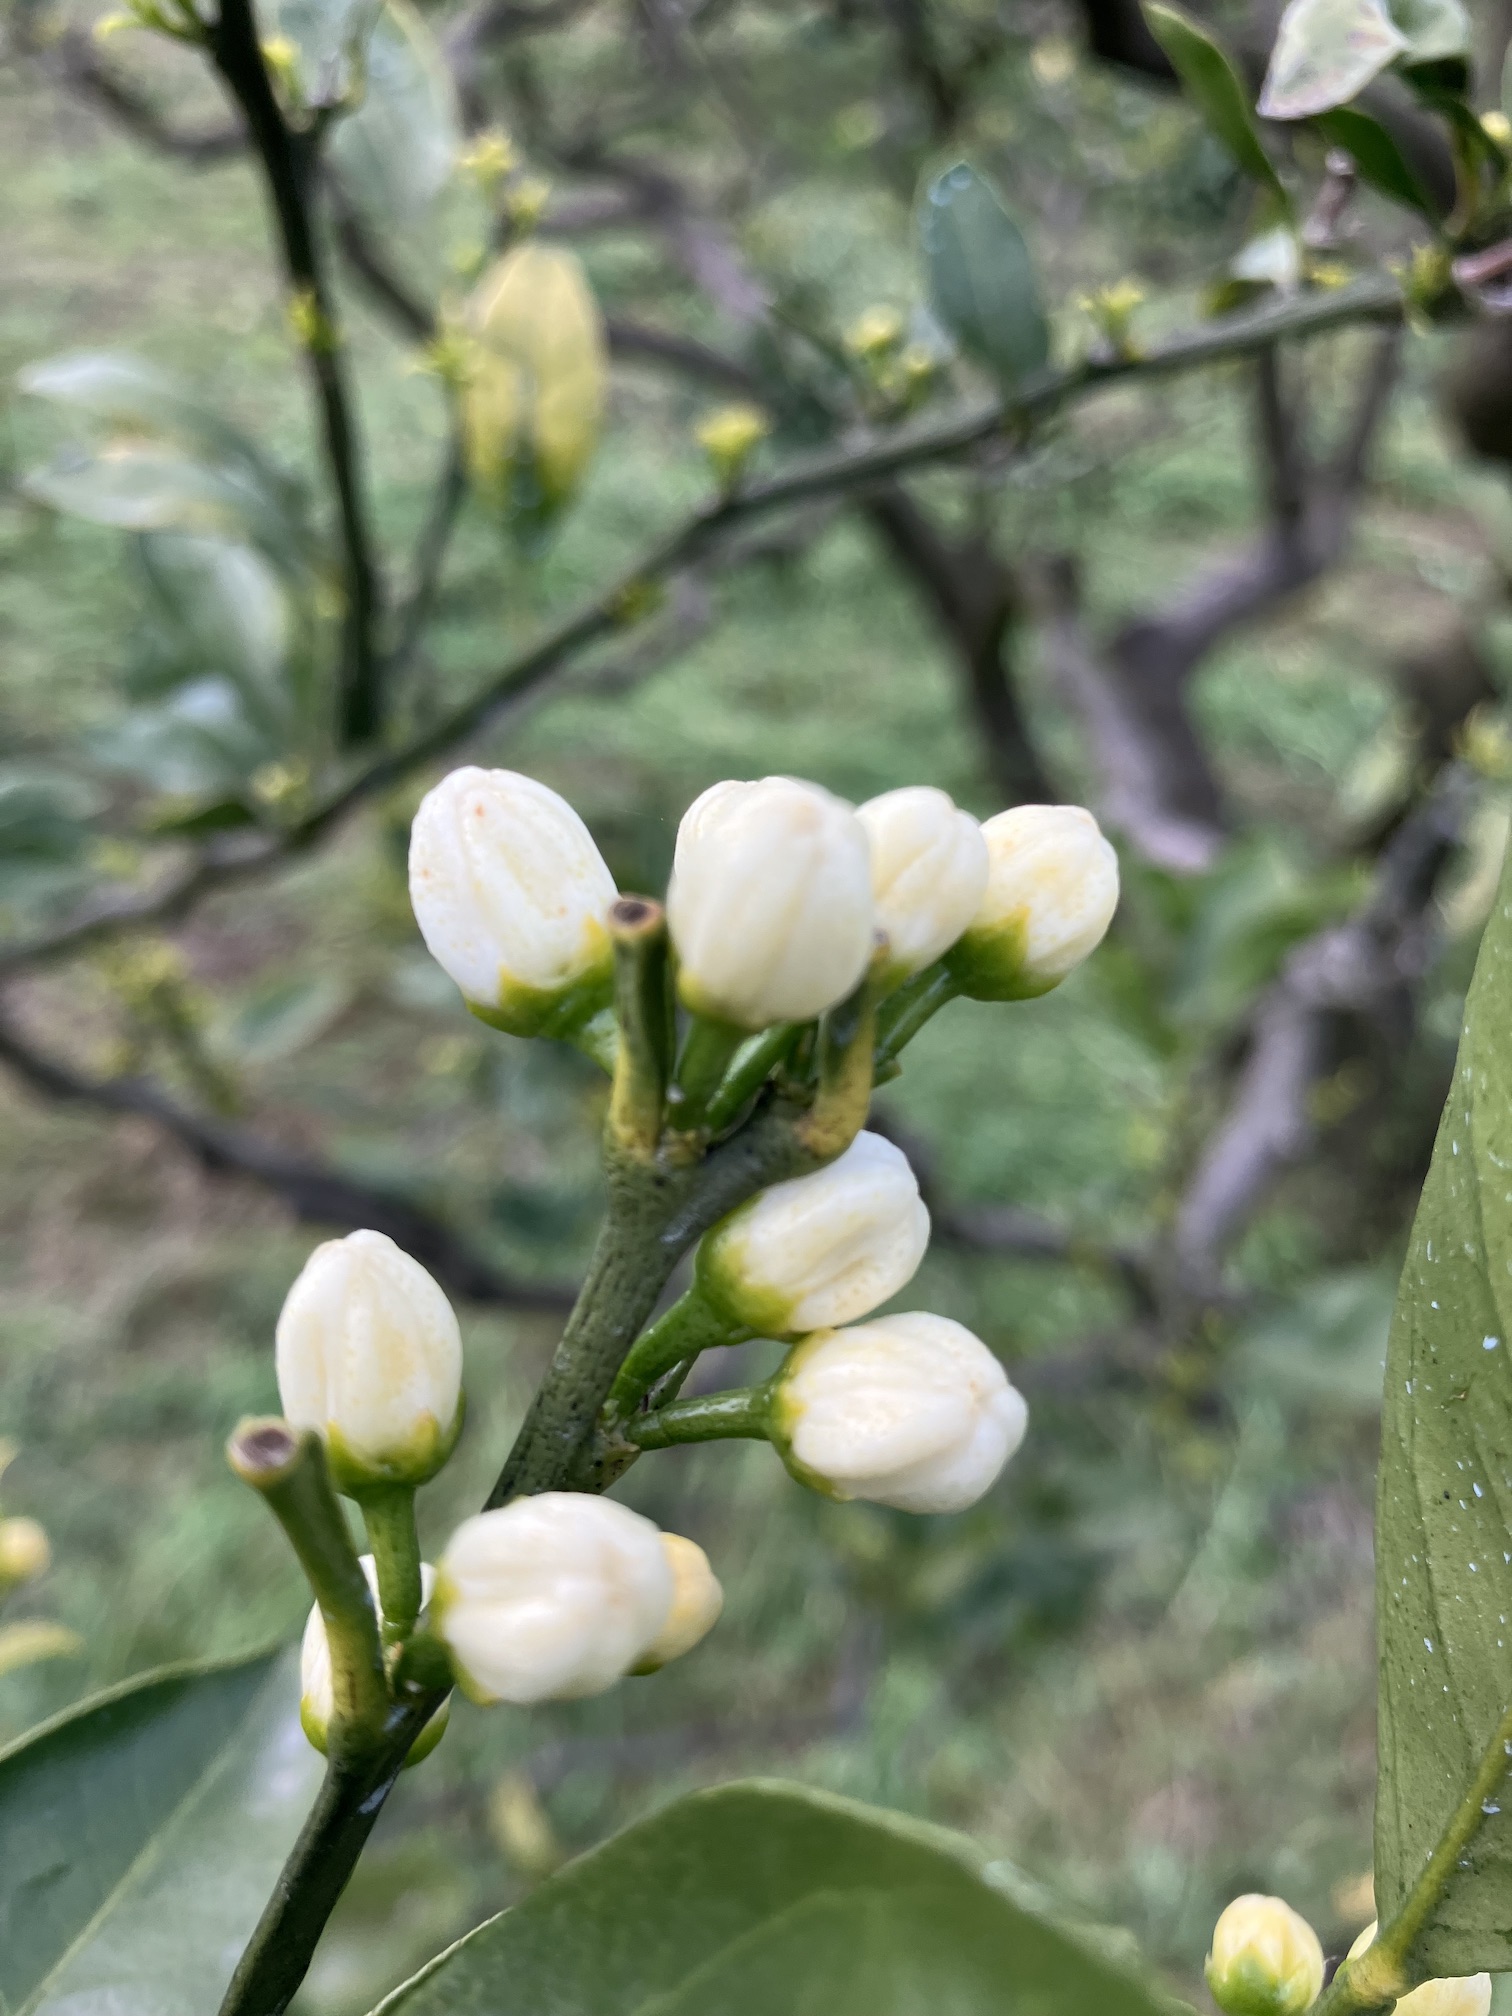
<box><xmin>0</xmin><ymin>275</ymin><xmax>1408</xmax><ymax>980</ymax></box>
<box><xmin>0</xmin><ymin>1008</ymin><xmax>575</xmax><ymax>1310</ymax></box>
<box><xmin>207</xmin><ymin>0</ymin><xmax>384</xmax><ymax>744</ymax></box>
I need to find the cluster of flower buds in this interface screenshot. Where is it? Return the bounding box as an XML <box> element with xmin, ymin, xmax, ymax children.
<box><xmin>408</xmin><ymin>765</ymin><xmax>1118</xmax><ymax>1048</ymax></box>
<box><xmin>236</xmin><ymin>766</ymin><xmax>1120</xmax><ymax>1766</ymax></box>
<box><xmin>1205</xmin><ymin>1897</ymin><xmax>1491</xmax><ymax>2016</ymax></box>
<box><xmin>244</xmin><ymin>1231</ymin><xmax>724</xmax><ymax>1757</ymax></box>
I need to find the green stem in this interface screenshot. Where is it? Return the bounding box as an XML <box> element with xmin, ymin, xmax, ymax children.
<box><xmin>703</xmin><ymin>1023</ymin><xmax>802</xmax><ymax>1134</ymax></box>
<box><xmin>225</xmin><ymin>1420</ymin><xmax>385</xmax><ymax>1739</ymax></box>
<box><xmin>606</xmin><ymin>898</ymin><xmax>672</xmax><ymax>1159</ymax></box>
<box><xmin>629</xmin><ymin>1385</ymin><xmax>772</xmax><ymax>1450</ymax></box>
<box><xmin>794</xmin><ymin>947</ymin><xmax>886</xmax><ymax>1161</ymax></box>
<box><xmin>606</xmin><ymin>1286</ymin><xmax>748</xmax><ymax>1420</ymax></box>
<box><xmin>357</xmin><ymin>1485</ymin><xmax>422</xmax><ymax>1648</ymax></box>
<box><xmin>873</xmin><ymin>964</ymin><xmax>959</xmax><ymax>1072</ymax></box>
<box><xmin>668</xmin><ymin>1014</ymin><xmax>747</xmax><ymax>1130</ymax></box>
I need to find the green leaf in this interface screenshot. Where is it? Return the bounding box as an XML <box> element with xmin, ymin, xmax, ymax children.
<box><xmin>1373</xmin><ymin>840</ymin><xmax>1512</xmax><ymax>1980</ymax></box>
<box><xmin>1142</xmin><ymin>3</ymin><xmax>1290</xmax><ymax>208</ymax></box>
<box><xmin>371</xmin><ymin>1780</ymin><xmax>1175</xmax><ymax>2016</ymax></box>
<box><xmin>1314</xmin><ymin>103</ymin><xmax>1438</xmax><ymax>214</ymax></box>
<box><xmin>1387</xmin><ymin>0</ymin><xmax>1469</xmax><ymax>63</ymax></box>
<box><xmin>920</xmin><ymin>163</ymin><xmax>1049</xmax><ymax>391</ymax></box>
<box><xmin>1257</xmin><ymin>0</ymin><xmax>1406</xmax><ymax>121</ymax></box>
<box><xmin>329</xmin><ymin>0</ymin><xmax>461</xmax><ymax>232</ymax></box>
<box><xmin>0</xmin><ymin>1648</ymin><xmax>321</xmax><ymax>2015</ymax></box>
<box><xmin>23</xmin><ymin>444</ymin><xmax>291</xmax><ymax>556</ymax></box>
<box><xmin>138</xmin><ymin>531</ymin><xmax>297</xmax><ymax>742</ymax></box>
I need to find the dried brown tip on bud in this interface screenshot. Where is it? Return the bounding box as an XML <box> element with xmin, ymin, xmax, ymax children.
<box><xmin>609</xmin><ymin>895</ymin><xmax>664</xmax><ymax>937</ymax></box>
<box><xmin>227</xmin><ymin>1416</ymin><xmax>303</xmax><ymax>1483</ymax></box>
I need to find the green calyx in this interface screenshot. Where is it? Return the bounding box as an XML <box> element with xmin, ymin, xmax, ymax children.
<box><xmin>944</xmin><ymin>918</ymin><xmax>1058</xmax><ymax>1003</ymax></box>
<box><xmin>764</xmin><ymin>1350</ymin><xmax>844</xmax><ymax>1501</ymax></box>
<box><xmin>301</xmin><ymin>1690</ymin><xmax>450</xmax><ymax>1770</ymax></box>
<box><xmin>323</xmin><ymin>1396</ymin><xmax>466</xmax><ymax>1497</ymax></box>
<box><xmin>693</xmin><ymin>1224</ymin><xmax>798</xmax><ymax>1341</ymax></box>
<box><xmin>1204</xmin><ymin>1957</ymin><xmax>1316</xmax><ymax>2016</ymax></box>
<box><xmin>465</xmin><ymin>948</ymin><xmax>615</xmax><ymax>1043</ymax></box>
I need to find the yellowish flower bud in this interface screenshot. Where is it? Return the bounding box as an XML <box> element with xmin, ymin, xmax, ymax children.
<box><xmin>695</xmin><ymin>403</ymin><xmax>769</xmax><ymax>487</ymax></box>
<box><xmin>697</xmin><ymin>1130</ymin><xmax>928</xmax><ymax>1336</ymax></box>
<box><xmin>1206</xmin><ymin>1895</ymin><xmax>1325</xmax><ymax>2016</ymax></box>
<box><xmin>773</xmin><ymin>1313</ymin><xmax>1027</xmax><ymax>1513</ymax></box>
<box><xmin>408</xmin><ymin>766</ymin><xmax>618</xmax><ymax>1038</ymax></box>
<box><xmin>666</xmin><ymin>776</ymin><xmax>875</xmax><ymax>1029</ymax></box>
<box><xmin>1345</xmin><ymin>1924</ymin><xmax>1491</xmax><ymax>2016</ymax></box>
<box><xmin>0</xmin><ymin>1517</ymin><xmax>51</xmax><ymax>1592</ymax></box>
<box><xmin>856</xmin><ymin>786</ymin><xmax>989</xmax><ymax>981</ymax></box>
<box><xmin>275</xmin><ymin>1230</ymin><xmax>464</xmax><ymax>1493</ymax></box>
<box><xmin>946</xmin><ymin>804</ymin><xmax>1118</xmax><ymax>1001</ymax></box>
<box><xmin>300</xmin><ymin>1556</ymin><xmax>448</xmax><ymax>1764</ymax></box>
<box><xmin>632</xmin><ymin>1534</ymin><xmax>724</xmax><ymax>1671</ymax></box>
<box><xmin>461</xmin><ymin>243</ymin><xmax>604</xmax><ymax>516</ymax></box>
<box><xmin>434</xmin><ymin>1494</ymin><xmax>677</xmax><ymax>1704</ymax></box>
<box><xmin>846</xmin><ymin>306</ymin><xmax>905</xmax><ymax>358</ymax></box>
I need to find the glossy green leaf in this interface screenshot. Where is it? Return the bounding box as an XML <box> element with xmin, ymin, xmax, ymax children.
<box><xmin>1142</xmin><ymin>3</ymin><xmax>1289</xmax><ymax>207</ymax></box>
<box><xmin>1315</xmin><ymin>104</ymin><xmax>1438</xmax><ymax>215</ymax></box>
<box><xmin>1258</xmin><ymin>0</ymin><xmax>1406</xmax><ymax>121</ymax></box>
<box><xmin>372</xmin><ymin>1780</ymin><xmax>1175</xmax><ymax>2016</ymax></box>
<box><xmin>1373</xmin><ymin>841</ymin><xmax>1512</xmax><ymax>1978</ymax></box>
<box><xmin>138</xmin><ymin>531</ymin><xmax>296</xmax><ymax>741</ymax></box>
<box><xmin>920</xmin><ymin>163</ymin><xmax>1049</xmax><ymax>391</ymax></box>
<box><xmin>0</xmin><ymin>1648</ymin><xmax>321</xmax><ymax>2015</ymax></box>
<box><xmin>88</xmin><ymin>675</ymin><xmax>280</xmax><ymax>798</ymax></box>
<box><xmin>23</xmin><ymin>444</ymin><xmax>289</xmax><ymax>555</ymax></box>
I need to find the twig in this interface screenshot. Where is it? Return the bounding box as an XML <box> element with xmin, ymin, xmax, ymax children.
<box><xmin>0</xmin><ymin>1008</ymin><xmax>575</xmax><ymax>1311</ymax></box>
<box><xmin>206</xmin><ymin>0</ymin><xmax>384</xmax><ymax>744</ymax></box>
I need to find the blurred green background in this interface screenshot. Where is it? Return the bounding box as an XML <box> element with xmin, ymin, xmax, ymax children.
<box><xmin>4</xmin><ymin>3</ymin><xmax>1512</xmax><ymax>2008</ymax></box>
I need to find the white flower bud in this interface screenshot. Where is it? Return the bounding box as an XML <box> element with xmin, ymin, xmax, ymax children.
<box><xmin>434</xmin><ymin>1493</ymin><xmax>675</xmax><ymax>1704</ymax></box>
<box><xmin>697</xmin><ymin>1131</ymin><xmax>929</xmax><ymax>1336</ymax></box>
<box><xmin>300</xmin><ymin>1556</ymin><xmax>448</xmax><ymax>1764</ymax></box>
<box><xmin>666</xmin><ymin>776</ymin><xmax>874</xmax><ymax>1029</ymax></box>
<box><xmin>1206</xmin><ymin>1895</ymin><xmax>1325</xmax><ymax>2016</ymax></box>
<box><xmin>856</xmin><ymin>786</ymin><xmax>988</xmax><ymax>981</ymax></box>
<box><xmin>276</xmin><ymin>1230</ymin><xmax>464</xmax><ymax>1493</ymax></box>
<box><xmin>408</xmin><ymin>766</ymin><xmax>618</xmax><ymax>1037</ymax></box>
<box><xmin>632</xmin><ymin>1533</ymin><xmax>724</xmax><ymax>1672</ymax></box>
<box><xmin>1346</xmin><ymin>1925</ymin><xmax>1490</xmax><ymax>2016</ymax></box>
<box><xmin>947</xmin><ymin>804</ymin><xmax>1118</xmax><ymax>1001</ymax></box>
<box><xmin>0</xmin><ymin>1516</ymin><xmax>50</xmax><ymax>1592</ymax></box>
<box><xmin>772</xmin><ymin>1312</ymin><xmax>1027</xmax><ymax>1514</ymax></box>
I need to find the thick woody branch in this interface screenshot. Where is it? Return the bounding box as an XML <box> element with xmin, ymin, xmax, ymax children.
<box><xmin>1171</xmin><ymin>766</ymin><xmax>1471</xmax><ymax>1288</ymax></box>
<box><xmin>0</xmin><ymin>1010</ymin><xmax>574</xmax><ymax>1312</ymax></box>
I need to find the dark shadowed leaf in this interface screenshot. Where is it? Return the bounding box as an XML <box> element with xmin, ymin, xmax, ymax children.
<box><xmin>1258</xmin><ymin>0</ymin><xmax>1406</xmax><ymax>120</ymax></box>
<box><xmin>371</xmin><ymin>1780</ymin><xmax>1176</xmax><ymax>2016</ymax></box>
<box><xmin>1373</xmin><ymin>841</ymin><xmax>1512</xmax><ymax>1978</ymax></box>
<box><xmin>920</xmin><ymin>163</ymin><xmax>1048</xmax><ymax>391</ymax></box>
<box><xmin>0</xmin><ymin>1648</ymin><xmax>320</xmax><ymax>2016</ymax></box>
<box><xmin>1314</xmin><ymin>104</ymin><xmax>1438</xmax><ymax>214</ymax></box>
<box><xmin>1142</xmin><ymin>3</ymin><xmax>1289</xmax><ymax>207</ymax></box>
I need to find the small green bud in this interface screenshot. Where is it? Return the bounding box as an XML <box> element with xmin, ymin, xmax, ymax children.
<box><xmin>0</xmin><ymin>1517</ymin><xmax>51</xmax><ymax>1594</ymax></box>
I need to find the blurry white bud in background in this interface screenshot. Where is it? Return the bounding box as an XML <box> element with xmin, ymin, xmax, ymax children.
<box><xmin>946</xmin><ymin>804</ymin><xmax>1118</xmax><ymax>1001</ymax></box>
<box><xmin>276</xmin><ymin>1230</ymin><xmax>464</xmax><ymax>1493</ymax></box>
<box><xmin>408</xmin><ymin>767</ymin><xmax>617</xmax><ymax>1038</ymax></box>
<box><xmin>0</xmin><ymin>1517</ymin><xmax>51</xmax><ymax>1594</ymax></box>
<box><xmin>856</xmin><ymin>786</ymin><xmax>988</xmax><ymax>981</ymax></box>
<box><xmin>300</xmin><ymin>1556</ymin><xmax>448</xmax><ymax>1764</ymax></box>
<box><xmin>1205</xmin><ymin>1894</ymin><xmax>1325</xmax><ymax>2016</ymax></box>
<box><xmin>697</xmin><ymin>1130</ymin><xmax>929</xmax><ymax>1336</ymax></box>
<box><xmin>666</xmin><ymin>776</ymin><xmax>874</xmax><ymax>1029</ymax></box>
<box><xmin>434</xmin><ymin>1493</ymin><xmax>685</xmax><ymax>1704</ymax></box>
<box><xmin>1346</xmin><ymin>1925</ymin><xmax>1490</xmax><ymax>2016</ymax></box>
<box><xmin>632</xmin><ymin>1533</ymin><xmax>724</xmax><ymax>1672</ymax></box>
<box><xmin>772</xmin><ymin>1312</ymin><xmax>1026</xmax><ymax>1514</ymax></box>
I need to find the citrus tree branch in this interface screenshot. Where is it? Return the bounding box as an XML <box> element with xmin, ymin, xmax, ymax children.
<box><xmin>206</xmin><ymin>0</ymin><xmax>384</xmax><ymax>744</ymax></box>
<box><xmin>0</xmin><ymin>271</ymin><xmax>1406</xmax><ymax>984</ymax></box>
